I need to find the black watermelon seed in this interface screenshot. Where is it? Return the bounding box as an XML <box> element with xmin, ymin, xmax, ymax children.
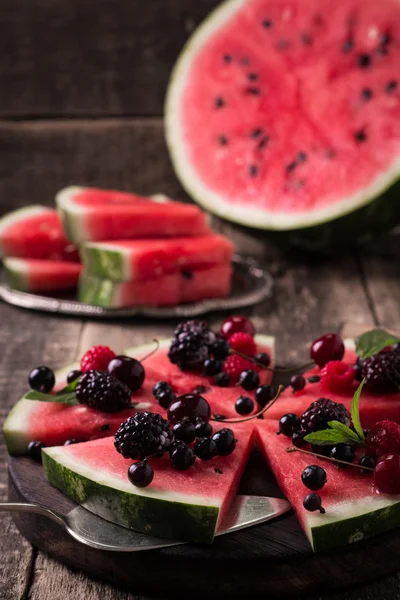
<box><xmin>240</xmin><ymin>57</ymin><xmax>250</xmax><ymax>66</ymax></box>
<box><xmin>301</xmin><ymin>33</ymin><xmax>313</xmax><ymax>46</ymax></box>
<box><xmin>307</xmin><ymin>375</ymin><xmax>321</xmax><ymax>383</ymax></box>
<box><xmin>380</xmin><ymin>32</ymin><xmax>391</xmax><ymax>46</ymax></box>
<box><xmin>214</xmin><ymin>414</ymin><xmax>227</xmax><ymax>421</ymax></box>
<box><xmin>249</xmin><ymin>164</ymin><xmax>259</xmax><ymax>177</ymax></box>
<box><xmin>214</xmin><ymin>467</ymin><xmax>223</xmax><ymax>474</ymax></box>
<box><xmin>223</xmin><ymin>54</ymin><xmax>232</xmax><ymax>63</ymax></box>
<box><xmin>250</xmin><ymin>128</ymin><xmax>263</xmax><ymax>138</ymax></box>
<box><xmin>258</xmin><ymin>136</ymin><xmax>270</xmax><ymax>150</ymax></box>
<box><xmin>262</xmin><ymin>19</ymin><xmax>273</xmax><ymax>29</ymax></box>
<box><xmin>276</xmin><ymin>39</ymin><xmax>289</xmax><ymax>51</ymax></box>
<box><xmin>386</xmin><ymin>80</ymin><xmax>398</xmax><ymax>93</ymax></box>
<box><xmin>193</xmin><ymin>385</ymin><xmax>209</xmax><ymax>394</ymax></box>
<box><xmin>248</xmin><ymin>72</ymin><xmax>259</xmax><ymax>81</ymax></box>
<box><xmin>361</xmin><ymin>88</ymin><xmax>373</xmax><ymax>101</ymax></box>
<box><xmin>246</xmin><ymin>87</ymin><xmax>261</xmax><ymax>95</ymax></box>
<box><xmin>100</xmin><ymin>423</ymin><xmax>111</xmax><ymax>431</ymax></box>
<box><xmin>218</xmin><ymin>135</ymin><xmax>228</xmax><ymax>146</ymax></box>
<box><xmin>354</xmin><ymin>129</ymin><xmax>367</xmax><ymax>143</ymax></box>
<box><xmin>325</xmin><ymin>148</ymin><xmax>336</xmax><ymax>159</ymax></box>
<box><xmin>215</xmin><ymin>96</ymin><xmax>225</xmax><ymax>108</ymax></box>
<box><xmin>357</xmin><ymin>54</ymin><xmax>371</xmax><ymax>69</ymax></box>
<box><xmin>181</xmin><ymin>269</ymin><xmax>193</xmax><ymax>280</ymax></box>
<box><xmin>287</xmin><ymin>160</ymin><xmax>297</xmax><ymax>173</ymax></box>
<box><xmin>342</xmin><ymin>39</ymin><xmax>354</xmax><ymax>53</ymax></box>
<box><xmin>297</xmin><ymin>152</ymin><xmax>307</xmax><ymax>163</ymax></box>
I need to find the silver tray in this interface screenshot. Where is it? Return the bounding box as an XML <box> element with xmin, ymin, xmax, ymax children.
<box><xmin>0</xmin><ymin>255</ymin><xmax>273</xmax><ymax>319</ymax></box>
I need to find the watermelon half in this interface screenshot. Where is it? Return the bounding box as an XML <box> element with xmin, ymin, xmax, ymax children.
<box><xmin>257</xmin><ymin>421</ymin><xmax>400</xmax><ymax>552</ymax></box>
<box><xmin>165</xmin><ymin>0</ymin><xmax>400</xmax><ymax>248</ymax></box>
<box><xmin>0</xmin><ymin>205</ymin><xmax>78</xmax><ymax>260</ymax></box>
<box><xmin>42</xmin><ymin>422</ymin><xmax>254</xmax><ymax>544</ymax></box>
<box><xmin>4</xmin><ymin>258</ymin><xmax>82</xmax><ymax>293</ymax></box>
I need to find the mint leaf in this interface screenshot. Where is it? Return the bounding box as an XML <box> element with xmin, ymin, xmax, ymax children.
<box><xmin>327</xmin><ymin>421</ymin><xmax>361</xmax><ymax>444</ymax></box>
<box><xmin>303</xmin><ymin>429</ymin><xmax>353</xmax><ymax>446</ymax></box>
<box><xmin>56</xmin><ymin>378</ymin><xmax>79</xmax><ymax>396</ymax></box>
<box><xmin>24</xmin><ymin>391</ymin><xmax>78</xmax><ymax>405</ymax></box>
<box><xmin>351</xmin><ymin>380</ymin><xmax>365</xmax><ymax>441</ymax></box>
<box><xmin>356</xmin><ymin>329</ymin><xmax>400</xmax><ymax>359</ymax></box>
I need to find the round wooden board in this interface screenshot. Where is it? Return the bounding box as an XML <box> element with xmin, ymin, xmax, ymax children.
<box><xmin>8</xmin><ymin>452</ymin><xmax>400</xmax><ymax>598</ymax></box>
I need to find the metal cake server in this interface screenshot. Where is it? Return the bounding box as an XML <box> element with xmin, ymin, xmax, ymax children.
<box><xmin>0</xmin><ymin>495</ymin><xmax>290</xmax><ymax>552</ymax></box>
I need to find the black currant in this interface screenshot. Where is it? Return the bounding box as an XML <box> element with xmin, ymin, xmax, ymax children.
<box><xmin>330</xmin><ymin>444</ymin><xmax>355</xmax><ymax>466</ymax></box>
<box><xmin>203</xmin><ymin>358</ymin><xmax>223</xmax><ymax>376</ymax></box>
<box><xmin>170</xmin><ymin>444</ymin><xmax>196</xmax><ymax>470</ymax></box>
<box><xmin>255</xmin><ymin>384</ymin><xmax>276</xmax><ymax>407</ymax></box>
<box><xmin>157</xmin><ymin>389</ymin><xmax>177</xmax><ymax>409</ymax></box>
<box><xmin>239</xmin><ymin>369</ymin><xmax>260</xmax><ymax>391</ymax></box>
<box><xmin>195</xmin><ymin>420</ymin><xmax>213</xmax><ymax>438</ymax></box>
<box><xmin>210</xmin><ymin>339</ymin><xmax>230</xmax><ymax>359</ymax></box>
<box><xmin>212</xmin><ymin>428</ymin><xmax>236</xmax><ymax>456</ymax></box>
<box><xmin>292</xmin><ymin>431</ymin><xmax>307</xmax><ymax>448</ymax></box>
<box><xmin>358</xmin><ymin>455</ymin><xmax>375</xmax><ymax>473</ymax></box>
<box><xmin>290</xmin><ymin>374</ymin><xmax>306</xmax><ymax>391</ymax></box>
<box><xmin>172</xmin><ymin>418</ymin><xmax>196</xmax><ymax>444</ymax></box>
<box><xmin>353</xmin><ymin>363</ymin><xmax>363</xmax><ymax>382</ymax></box>
<box><xmin>301</xmin><ymin>465</ymin><xmax>327</xmax><ymax>490</ymax></box>
<box><xmin>303</xmin><ymin>492</ymin><xmax>325</xmax><ymax>513</ymax></box>
<box><xmin>278</xmin><ymin>413</ymin><xmax>301</xmax><ymax>436</ymax></box>
<box><xmin>67</xmin><ymin>370</ymin><xmax>81</xmax><ymax>384</ymax></box>
<box><xmin>26</xmin><ymin>440</ymin><xmax>46</xmax><ymax>462</ymax></box>
<box><xmin>194</xmin><ymin>437</ymin><xmax>218</xmax><ymax>460</ymax></box>
<box><xmin>235</xmin><ymin>395</ymin><xmax>254</xmax><ymax>415</ymax></box>
<box><xmin>29</xmin><ymin>366</ymin><xmax>55</xmax><ymax>393</ymax></box>
<box><xmin>311</xmin><ymin>444</ymin><xmax>333</xmax><ymax>457</ymax></box>
<box><xmin>215</xmin><ymin>372</ymin><xmax>230</xmax><ymax>387</ymax></box>
<box><xmin>128</xmin><ymin>461</ymin><xmax>154</xmax><ymax>487</ymax></box>
<box><xmin>152</xmin><ymin>381</ymin><xmax>172</xmax><ymax>398</ymax></box>
<box><xmin>255</xmin><ymin>352</ymin><xmax>270</xmax><ymax>368</ymax></box>
<box><xmin>64</xmin><ymin>439</ymin><xmax>79</xmax><ymax>446</ymax></box>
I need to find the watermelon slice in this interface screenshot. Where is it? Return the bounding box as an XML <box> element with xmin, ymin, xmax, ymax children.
<box><xmin>165</xmin><ymin>0</ymin><xmax>400</xmax><ymax>248</ymax></box>
<box><xmin>265</xmin><ymin>339</ymin><xmax>400</xmax><ymax>428</ymax></box>
<box><xmin>80</xmin><ymin>235</ymin><xmax>233</xmax><ymax>281</ymax></box>
<box><xmin>0</xmin><ymin>205</ymin><xmax>78</xmax><ymax>260</ymax></box>
<box><xmin>4</xmin><ymin>258</ymin><xmax>82</xmax><ymax>293</ymax></box>
<box><xmin>56</xmin><ymin>187</ymin><xmax>209</xmax><ymax>243</ymax></box>
<box><xmin>78</xmin><ymin>264</ymin><xmax>232</xmax><ymax>308</ymax></box>
<box><xmin>42</xmin><ymin>423</ymin><xmax>254</xmax><ymax>543</ymax></box>
<box><xmin>256</xmin><ymin>420</ymin><xmax>400</xmax><ymax>552</ymax></box>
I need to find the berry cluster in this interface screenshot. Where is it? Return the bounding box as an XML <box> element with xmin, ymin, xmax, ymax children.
<box><xmin>114</xmin><ymin>409</ymin><xmax>236</xmax><ymax>488</ymax></box>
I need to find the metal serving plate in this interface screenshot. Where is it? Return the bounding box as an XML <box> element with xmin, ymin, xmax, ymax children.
<box><xmin>0</xmin><ymin>255</ymin><xmax>273</xmax><ymax>319</ymax></box>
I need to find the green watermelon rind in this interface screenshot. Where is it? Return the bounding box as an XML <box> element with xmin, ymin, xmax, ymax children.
<box><xmin>0</xmin><ymin>205</ymin><xmax>54</xmax><ymax>258</ymax></box>
<box><xmin>80</xmin><ymin>244</ymin><xmax>127</xmax><ymax>281</ymax></box>
<box><xmin>3</xmin><ymin>257</ymin><xmax>30</xmax><ymax>291</ymax></box>
<box><xmin>78</xmin><ymin>272</ymin><xmax>123</xmax><ymax>308</ymax></box>
<box><xmin>3</xmin><ymin>362</ymin><xmax>79</xmax><ymax>455</ymax></box>
<box><xmin>56</xmin><ymin>186</ymin><xmax>88</xmax><ymax>244</ymax></box>
<box><xmin>42</xmin><ymin>447</ymin><xmax>220</xmax><ymax>543</ymax></box>
<box><xmin>165</xmin><ymin>0</ymin><xmax>400</xmax><ymax>247</ymax></box>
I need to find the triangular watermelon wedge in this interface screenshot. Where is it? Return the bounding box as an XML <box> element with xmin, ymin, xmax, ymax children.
<box><xmin>42</xmin><ymin>423</ymin><xmax>255</xmax><ymax>543</ymax></box>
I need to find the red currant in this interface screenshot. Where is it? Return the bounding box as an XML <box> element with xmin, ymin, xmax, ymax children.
<box><xmin>220</xmin><ymin>315</ymin><xmax>255</xmax><ymax>340</ymax></box>
<box><xmin>310</xmin><ymin>333</ymin><xmax>345</xmax><ymax>368</ymax></box>
<box><xmin>374</xmin><ymin>454</ymin><xmax>400</xmax><ymax>494</ymax></box>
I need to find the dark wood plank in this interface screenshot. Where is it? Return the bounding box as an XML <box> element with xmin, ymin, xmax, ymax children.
<box><xmin>0</xmin><ymin>302</ymin><xmax>82</xmax><ymax>599</ymax></box>
<box><xmin>0</xmin><ymin>0</ymin><xmax>220</xmax><ymax>118</ymax></box>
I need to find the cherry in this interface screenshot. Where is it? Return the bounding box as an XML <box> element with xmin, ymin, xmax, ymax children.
<box><xmin>107</xmin><ymin>355</ymin><xmax>145</xmax><ymax>392</ymax></box>
<box><xmin>220</xmin><ymin>315</ymin><xmax>255</xmax><ymax>340</ymax></box>
<box><xmin>168</xmin><ymin>393</ymin><xmax>211</xmax><ymax>424</ymax></box>
<box><xmin>310</xmin><ymin>333</ymin><xmax>345</xmax><ymax>368</ymax></box>
<box><xmin>374</xmin><ymin>454</ymin><xmax>400</xmax><ymax>494</ymax></box>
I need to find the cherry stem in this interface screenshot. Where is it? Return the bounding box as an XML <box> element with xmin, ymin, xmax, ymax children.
<box><xmin>211</xmin><ymin>385</ymin><xmax>284</xmax><ymax>424</ymax></box>
<box><xmin>230</xmin><ymin>349</ymin><xmax>315</xmax><ymax>374</ymax></box>
<box><xmin>140</xmin><ymin>339</ymin><xmax>160</xmax><ymax>362</ymax></box>
<box><xmin>286</xmin><ymin>446</ymin><xmax>374</xmax><ymax>472</ymax></box>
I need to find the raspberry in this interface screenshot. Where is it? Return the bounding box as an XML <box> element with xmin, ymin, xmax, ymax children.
<box><xmin>223</xmin><ymin>354</ymin><xmax>258</xmax><ymax>383</ymax></box>
<box><xmin>81</xmin><ymin>346</ymin><xmax>116</xmax><ymax>372</ymax></box>
<box><xmin>301</xmin><ymin>398</ymin><xmax>350</xmax><ymax>434</ymax></box>
<box><xmin>320</xmin><ymin>361</ymin><xmax>355</xmax><ymax>393</ymax></box>
<box><xmin>228</xmin><ymin>332</ymin><xmax>257</xmax><ymax>356</ymax></box>
<box><xmin>366</xmin><ymin>420</ymin><xmax>400</xmax><ymax>459</ymax></box>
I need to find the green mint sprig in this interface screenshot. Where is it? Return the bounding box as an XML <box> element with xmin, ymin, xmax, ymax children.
<box><xmin>356</xmin><ymin>329</ymin><xmax>399</xmax><ymax>359</ymax></box>
<box><xmin>24</xmin><ymin>378</ymin><xmax>79</xmax><ymax>405</ymax></box>
<box><xmin>304</xmin><ymin>380</ymin><xmax>366</xmax><ymax>447</ymax></box>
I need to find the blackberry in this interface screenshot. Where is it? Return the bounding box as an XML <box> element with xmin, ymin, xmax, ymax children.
<box><xmin>362</xmin><ymin>350</ymin><xmax>400</xmax><ymax>393</ymax></box>
<box><xmin>301</xmin><ymin>398</ymin><xmax>350</xmax><ymax>434</ymax></box>
<box><xmin>76</xmin><ymin>371</ymin><xmax>131</xmax><ymax>413</ymax></box>
<box><xmin>168</xmin><ymin>320</ymin><xmax>216</xmax><ymax>371</ymax></box>
<box><xmin>114</xmin><ymin>412</ymin><xmax>173</xmax><ymax>460</ymax></box>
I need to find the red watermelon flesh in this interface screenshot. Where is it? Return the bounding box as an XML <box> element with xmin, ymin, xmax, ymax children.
<box><xmin>265</xmin><ymin>340</ymin><xmax>400</xmax><ymax>428</ymax></box>
<box><xmin>80</xmin><ymin>234</ymin><xmax>234</xmax><ymax>281</ymax></box>
<box><xmin>0</xmin><ymin>205</ymin><xmax>78</xmax><ymax>261</ymax></box>
<box><xmin>256</xmin><ymin>420</ymin><xmax>400</xmax><ymax>552</ymax></box>
<box><xmin>56</xmin><ymin>187</ymin><xmax>210</xmax><ymax>243</ymax></box>
<box><xmin>4</xmin><ymin>258</ymin><xmax>82</xmax><ymax>293</ymax></box>
<box><xmin>78</xmin><ymin>263</ymin><xmax>232</xmax><ymax>308</ymax></box>
<box><xmin>166</xmin><ymin>0</ymin><xmax>400</xmax><ymax>234</ymax></box>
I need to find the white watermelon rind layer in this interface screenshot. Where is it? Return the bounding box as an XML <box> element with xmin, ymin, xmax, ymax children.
<box><xmin>42</xmin><ymin>444</ymin><xmax>222</xmax><ymax>543</ymax></box>
<box><xmin>3</xmin><ymin>362</ymin><xmax>79</xmax><ymax>455</ymax></box>
<box><xmin>0</xmin><ymin>205</ymin><xmax>54</xmax><ymax>258</ymax></box>
<box><xmin>165</xmin><ymin>0</ymin><xmax>400</xmax><ymax>236</ymax></box>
